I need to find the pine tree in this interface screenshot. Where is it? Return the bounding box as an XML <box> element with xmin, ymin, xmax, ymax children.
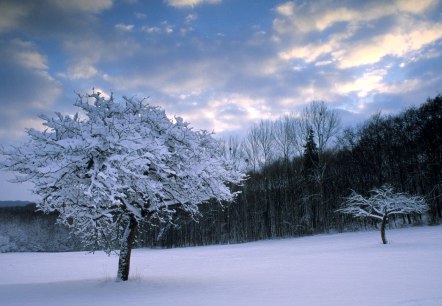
<box><xmin>303</xmin><ymin>127</ymin><xmax>319</xmax><ymax>181</ymax></box>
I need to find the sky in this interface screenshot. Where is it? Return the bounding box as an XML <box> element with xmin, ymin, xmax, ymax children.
<box><xmin>1</xmin><ymin>0</ymin><xmax>442</xmax><ymax>200</ymax></box>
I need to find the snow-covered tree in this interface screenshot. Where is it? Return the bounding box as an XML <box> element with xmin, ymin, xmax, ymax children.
<box><xmin>0</xmin><ymin>92</ymin><xmax>245</xmax><ymax>281</ymax></box>
<box><xmin>336</xmin><ymin>185</ymin><xmax>427</xmax><ymax>244</ymax></box>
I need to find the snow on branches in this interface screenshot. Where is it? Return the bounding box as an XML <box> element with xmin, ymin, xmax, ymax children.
<box><xmin>1</xmin><ymin>92</ymin><xmax>245</xmax><ymax>280</ymax></box>
<box><xmin>337</xmin><ymin>185</ymin><xmax>427</xmax><ymax>244</ymax></box>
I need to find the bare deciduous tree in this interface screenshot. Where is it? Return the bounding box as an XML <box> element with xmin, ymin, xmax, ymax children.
<box><xmin>243</xmin><ymin>120</ymin><xmax>274</xmax><ymax>171</ymax></box>
<box><xmin>272</xmin><ymin>115</ymin><xmax>299</xmax><ymax>162</ymax></box>
<box><xmin>299</xmin><ymin>101</ymin><xmax>341</xmax><ymax>157</ymax></box>
<box><xmin>337</xmin><ymin>185</ymin><xmax>427</xmax><ymax>244</ymax></box>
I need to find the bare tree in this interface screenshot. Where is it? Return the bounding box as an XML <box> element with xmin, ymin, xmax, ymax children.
<box><xmin>243</xmin><ymin>120</ymin><xmax>275</xmax><ymax>171</ymax></box>
<box><xmin>243</xmin><ymin>125</ymin><xmax>261</xmax><ymax>172</ymax></box>
<box><xmin>336</xmin><ymin>185</ymin><xmax>427</xmax><ymax>244</ymax></box>
<box><xmin>272</xmin><ymin>115</ymin><xmax>299</xmax><ymax>162</ymax></box>
<box><xmin>219</xmin><ymin>135</ymin><xmax>247</xmax><ymax>172</ymax></box>
<box><xmin>299</xmin><ymin>101</ymin><xmax>341</xmax><ymax>157</ymax></box>
<box><xmin>256</xmin><ymin>120</ymin><xmax>274</xmax><ymax>167</ymax></box>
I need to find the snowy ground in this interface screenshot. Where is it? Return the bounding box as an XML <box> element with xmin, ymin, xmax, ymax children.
<box><xmin>1</xmin><ymin>226</ymin><xmax>442</xmax><ymax>306</ymax></box>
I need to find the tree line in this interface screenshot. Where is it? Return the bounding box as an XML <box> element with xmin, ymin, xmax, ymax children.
<box><xmin>139</xmin><ymin>95</ymin><xmax>442</xmax><ymax>247</ymax></box>
<box><xmin>2</xmin><ymin>95</ymin><xmax>441</xmax><ymax>253</ymax></box>
<box><xmin>0</xmin><ymin>204</ymin><xmax>82</xmax><ymax>252</ymax></box>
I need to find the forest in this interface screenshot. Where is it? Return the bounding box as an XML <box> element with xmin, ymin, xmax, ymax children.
<box><xmin>140</xmin><ymin>94</ymin><xmax>442</xmax><ymax>248</ymax></box>
<box><xmin>1</xmin><ymin>95</ymin><xmax>441</xmax><ymax>252</ymax></box>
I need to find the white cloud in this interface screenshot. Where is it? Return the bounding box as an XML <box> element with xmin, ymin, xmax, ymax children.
<box><xmin>9</xmin><ymin>39</ymin><xmax>57</xmax><ymax>83</ymax></box>
<box><xmin>180</xmin><ymin>94</ymin><xmax>276</xmax><ymax>133</ymax></box>
<box><xmin>142</xmin><ymin>26</ymin><xmax>162</xmax><ymax>34</ymax></box>
<box><xmin>278</xmin><ymin>29</ymin><xmax>354</xmax><ymax>63</ymax></box>
<box><xmin>279</xmin><ymin>41</ymin><xmax>334</xmax><ymax>63</ymax></box>
<box><xmin>142</xmin><ymin>22</ymin><xmax>174</xmax><ymax>34</ymax></box>
<box><xmin>273</xmin><ymin>0</ymin><xmax>439</xmax><ymax>34</ymax></box>
<box><xmin>0</xmin><ymin>39</ymin><xmax>62</xmax><ymax>141</ymax></box>
<box><xmin>336</xmin><ymin>68</ymin><xmax>425</xmax><ymax>100</ymax></box>
<box><xmin>275</xmin><ymin>1</ymin><xmax>442</xmax><ymax>69</ymax></box>
<box><xmin>275</xmin><ymin>2</ymin><xmax>295</xmax><ymax>16</ymax></box>
<box><xmin>338</xmin><ymin>22</ymin><xmax>442</xmax><ymax>68</ymax></box>
<box><xmin>185</xmin><ymin>14</ymin><xmax>198</xmax><ymax>23</ymax></box>
<box><xmin>115</xmin><ymin>23</ymin><xmax>135</xmax><ymax>32</ymax></box>
<box><xmin>337</xmin><ymin>69</ymin><xmax>388</xmax><ymax>98</ymax></box>
<box><xmin>15</xmin><ymin>50</ymin><xmax>48</xmax><ymax>71</ymax></box>
<box><xmin>165</xmin><ymin>0</ymin><xmax>221</xmax><ymax>8</ymax></box>
<box><xmin>396</xmin><ymin>0</ymin><xmax>438</xmax><ymax>13</ymax></box>
<box><xmin>65</xmin><ymin>62</ymin><xmax>98</xmax><ymax>80</ymax></box>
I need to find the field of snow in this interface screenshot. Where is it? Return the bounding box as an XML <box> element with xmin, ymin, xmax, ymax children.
<box><xmin>1</xmin><ymin>225</ymin><xmax>442</xmax><ymax>306</ymax></box>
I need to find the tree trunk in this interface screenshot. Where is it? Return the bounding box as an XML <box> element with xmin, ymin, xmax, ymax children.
<box><xmin>117</xmin><ymin>215</ymin><xmax>138</xmax><ymax>281</ymax></box>
<box><xmin>380</xmin><ymin>214</ymin><xmax>388</xmax><ymax>245</ymax></box>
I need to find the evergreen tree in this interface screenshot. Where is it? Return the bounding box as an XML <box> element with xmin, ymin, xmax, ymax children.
<box><xmin>302</xmin><ymin>127</ymin><xmax>319</xmax><ymax>181</ymax></box>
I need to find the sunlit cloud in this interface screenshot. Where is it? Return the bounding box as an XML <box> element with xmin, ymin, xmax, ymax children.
<box><xmin>178</xmin><ymin>94</ymin><xmax>277</xmax><ymax>134</ymax></box>
<box><xmin>275</xmin><ymin>2</ymin><xmax>295</xmax><ymax>16</ymax></box>
<box><xmin>337</xmin><ymin>69</ymin><xmax>388</xmax><ymax>98</ymax></box>
<box><xmin>274</xmin><ymin>0</ymin><xmax>438</xmax><ymax>34</ymax></box>
<box><xmin>338</xmin><ymin>22</ymin><xmax>442</xmax><ymax>68</ymax></box>
<box><xmin>62</xmin><ymin>62</ymin><xmax>98</xmax><ymax>80</ymax></box>
<box><xmin>275</xmin><ymin>1</ymin><xmax>442</xmax><ymax>70</ymax></box>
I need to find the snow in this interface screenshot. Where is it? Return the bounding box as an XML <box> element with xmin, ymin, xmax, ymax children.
<box><xmin>1</xmin><ymin>226</ymin><xmax>442</xmax><ymax>305</ymax></box>
<box><xmin>1</xmin><ymin>94</ymin><xmax>245</xmax><ymax>255</ymax></box>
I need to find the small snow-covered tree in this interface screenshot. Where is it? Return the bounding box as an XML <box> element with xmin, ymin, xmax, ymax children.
<box><xmin>336</xmin><ymin>185</ymin><xmax>427</xmax><ymax>244</ymax></box>
<box><xmin>1</xmin><ymin>92</ymin><xmax>245</xmax><ymax>281</ymax></box>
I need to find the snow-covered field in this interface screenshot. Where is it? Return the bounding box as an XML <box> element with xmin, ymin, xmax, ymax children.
<box><xmin>1</xmin><ymin>226</ymin><xmax>442</xmax><ymax>306</ymax></box>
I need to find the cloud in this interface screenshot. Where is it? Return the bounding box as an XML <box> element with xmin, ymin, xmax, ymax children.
<box><xmin>337</xmin><ymin>69</ymin><xmax>388</xmax><ymax>98</ymax></box>
<box><xmin>63</xmin><ymin>63</ymin><xmax>98</xmax><ymax>80</ymax></box>
<box><xmin>274</xmin><ymin>0</ymin><xmax>438</xmax><ymax>34</ymax></box>
<box><xmin>275</xmin><ymin>1</ymin><xmax>442</xmax><ymax>69</ymax></box>
<box><xmin>185</xmin><ymin>13</ymin><xmax>198</xmax><ymax>23</ymax></box>
<box><xmin>165</xmin><ymin>0</ymin><xmax>221</xmax><ymax>8</ymax></box>
<box><xmin>115</xmin><ymin>23</ymin><xmax>135</xmax><ymax>32</ymax></box>
<box><xmin>2</xmin><ymin>0</ymin><xmax>439</xmax><ymax>141</ymax></box>
<box><xmin>337</xmin><ymin>22</ymin><xmax>442</xmax><ymax>68</ymax></box>
<box><xmin>396</xmin><ymin>0</ymin><xmax>438</xmax><ymax>13</ymax></box>
<box><xmin>141</xmin><ymin>21</ymin><xmax>174</xmax><ymax>35</ymax></box>
<box><xmin>49</xmin><ymin>0</ymin><xmax>113</xmax><ymax>12</ymax></box>
<box><xmin>176</xmin><ymin>94</ymin><xmax>277</xmax><ymax>134</ymax></box>
<box><xmin>134</xmin><ymin>12</ymin><xmax>147</xmax><ymax>19</ymax></box>
<box><xmin>0</xmin><ymin>39</ymin><xmax>61</xmax><ymax>140</ymax></box>
<box><xmin>0</xmin><ymin>0</ymin><xmax>113</xmax><ymax>40</ymax></box>
<box><xmin>0</xmin><ymin>1</ymin><xmax>29</xmax><ymax>33</ymax></box>
<box><xmin>275</xmin><ymin>2</ymin><xmax>295</xmax><ymax>16</ymax></box>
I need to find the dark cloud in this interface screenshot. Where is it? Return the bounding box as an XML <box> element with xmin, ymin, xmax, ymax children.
<box><xmin>0</xmin><ymin>0</ymin><xmax>112</xmax><ymax>39</ymax></box>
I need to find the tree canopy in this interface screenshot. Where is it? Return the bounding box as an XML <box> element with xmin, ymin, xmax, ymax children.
<box><xmin>337</xmin><ymin>185</ymin><xmax>427</xmax><ymax>244</ymax></box>
<box><xmin>1</xmin><ymin>92</ymin><xmax>245</xmax><ymax>280</ymax></box>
